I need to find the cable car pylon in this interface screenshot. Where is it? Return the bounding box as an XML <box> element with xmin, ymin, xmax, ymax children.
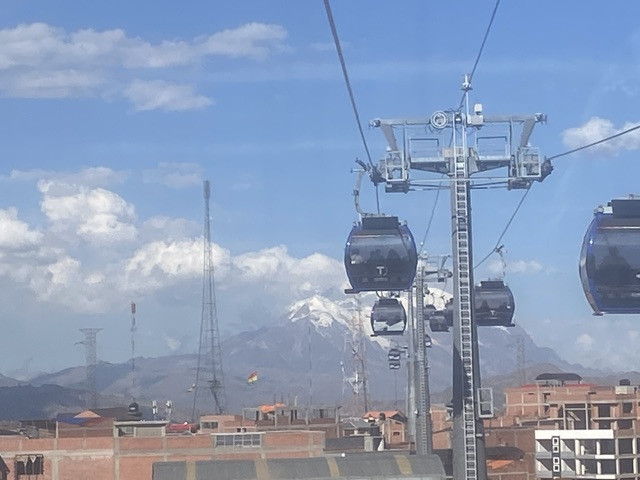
<box><xmin>365</xmin><ymin>74</ymin><xmax>550</xmax><ymax>480</ymax></box>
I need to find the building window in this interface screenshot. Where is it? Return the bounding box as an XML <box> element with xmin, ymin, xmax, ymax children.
<box><xmin>623</xmin><ymin>402</ymin><xmax>633</xmax><ymax>414</ymax></box>
<box><xmin>15</xmin><ymin>455</ymin><xmax>44</xmax><ymax>476</ymax></box>
<box><xmin>215</xmin><ymin>433</ymin><xmax>261</xmax><ymax>448</ymax></box>
<box><xmin>618</xmin><ymin>419</ymin><xmax>633</xmax><ymax>431</ymax></box>
<box><xmin>116</xmin><ymin>426</ymin><xmax>134</xmax><ymax>437</ymax></box>
<box><xmin>202</xmin><ymin>421</ymin><xmax>219</xmax><ymax>429</ymax></box>
<box><xmin>597</xmin><ymin>405</ymin><xmax>611</xmax><ymax>417</ymax></box>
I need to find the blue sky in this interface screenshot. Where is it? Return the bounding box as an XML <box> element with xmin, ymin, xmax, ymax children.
<box><xmin>1</xmin><ymin>0</ymin><xmax>640</xmax><ymax>377</ymax></box>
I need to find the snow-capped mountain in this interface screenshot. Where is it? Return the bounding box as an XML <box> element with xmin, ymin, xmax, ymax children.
<box><xmin>22</xmin><ymin>292</ymin><xmax>600</xmax><ymax>419</ymax></box>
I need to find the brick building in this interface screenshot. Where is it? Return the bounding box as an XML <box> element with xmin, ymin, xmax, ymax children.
<box><xmin>0</xmin><ymin>409</ymin><xmax>325</xmax><ymax>480</ymax></box>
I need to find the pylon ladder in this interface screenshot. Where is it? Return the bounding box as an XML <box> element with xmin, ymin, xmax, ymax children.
<box><xmin>453</xmin><ymin>151</ymin><xmax>478</xmax><ymax>480</ymax></box>
<box><xmin>415</xmin><ymin>266</ymin><xmax>430</xmax><ymax>454</ymax></box>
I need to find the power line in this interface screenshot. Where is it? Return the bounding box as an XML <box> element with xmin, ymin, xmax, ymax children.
<box><xmin>474</xmin><ymin>186</ymin><xmax>531</xmax><ymax>270</ymax></box>
<box><xmin>547</xmin><ymin>123</ymin><xmax>640</xmax><ymax>161</ymax></box>
<box><xmin>323</xmin><ymin>0</ymin><xmax>380</xmax><ymax>213</ymax></box>
<box><xmin>458</xmin><ymin>0</ymin><xmax>501</xmax><ymax>109</ymax></box>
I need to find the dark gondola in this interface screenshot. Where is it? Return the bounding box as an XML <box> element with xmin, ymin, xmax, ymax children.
<box><xmin>370</xmin><ymin>298</ymin><xmax>407</xmax><ymax>336</ymax></box>
<box><xmin>344</xmin><ymin>216</ymin><xmax>418</xmax><ymax>293</ymax></box>
<box><xmin>580</xmin><ymin>197</ymin><xmax>640</xmax><ymax>315</ymax></box>
<box><xmin>474</xmin><ymin>280</ymin><xmax>516</xmax><ymax>327</ymax></box>
<box><xmin>388</xmin><ymin>348</ymin><xmax>401</xmax><ymax>361</ymax></box>
<box><xmin>424</xmin><ymin>304</ymin><xmax>449</xmax><ymax>333</ymax></box>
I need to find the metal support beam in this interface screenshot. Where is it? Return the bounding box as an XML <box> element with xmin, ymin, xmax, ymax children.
<box><xmin>414</xmin><ymin>264</ymin><xmax>433</xmax><ymax>455</ymax></box>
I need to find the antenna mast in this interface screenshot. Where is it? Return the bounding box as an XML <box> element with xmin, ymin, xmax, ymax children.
<box><xmin>130</xmin><ymin>302</ymin><xmax>137</xmax><ymax>398</ymax></box>
<box><xmin>79</xmin><ymin>328</ymin><xmax>102</xmax><ymax>409</ymax></box>
<box><xmin>192</xmin><ymin>180</ymin><xmax>227</xmax><ymax>420</ymax></box>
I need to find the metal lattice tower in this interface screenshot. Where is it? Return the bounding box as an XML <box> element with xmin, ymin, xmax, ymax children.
<box><xmin>79</xmin><ymin>328</ymin><xmax>102</xmax><ymax>409</ymax></box>
<box><xmin>413</xmin><ymin>262</ymin><xmax>433</xmax><ymax>455</ymax></box>
<box><xmin>192</xmin><ymin>180</ymin><xmax>227</xmax><ymax>420</ymax></box>
<box><xmin>341</xmin><ymin>297</ymin><xmax>369</xmax><ymax>416</ymax></box>
<box><xmin>369</xmin><ymin>74</ymin><xmax>549</xmax><ymax>480</ymax></box>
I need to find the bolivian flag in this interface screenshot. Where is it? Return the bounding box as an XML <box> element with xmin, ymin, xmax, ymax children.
<box><xmin>247</xmin><ymin>371</ymin><xmax>258</xmax><ymax>385</ymax></box>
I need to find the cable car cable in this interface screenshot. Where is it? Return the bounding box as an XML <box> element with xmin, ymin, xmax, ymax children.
<box><xmin>547</xmin><ymin>123</ymin><xmax>640</xmax><ymax>161</ymax></box>
<box><xmin>323</xmin><ymin>0</ymin><xmax>380</xmax><ymax>213</ymax></box>
<box><xmin>475</xmin><ymin>121</ymin><xmax>640</xmax><ymax>271</ymax></box>
<box><xmin>474</xmin><ymin>186</ymin><xmax>531</xmax><ymax>270</ymax></box>
<box><xmin>418</xmin><ymin>180</ymin><xmax>445</xmax><ymax>256</ymax></box>
<box><xmin>457</xmin><ymin>0</ymin><xmax>501</xmax><ymax>110</ymax></box>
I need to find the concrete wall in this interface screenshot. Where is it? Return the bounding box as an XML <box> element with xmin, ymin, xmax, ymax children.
<box><xmin>152</xmin><ymin>453</ymin><xmax>446</xmax><ymax>480</ymax></box>
<box><xmin>0</xmin><ymin>429</ymin><xmax>324</xmax><ymax>480</ymax></box>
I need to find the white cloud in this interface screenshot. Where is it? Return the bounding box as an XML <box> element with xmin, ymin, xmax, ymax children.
<box><xmin>0</xmin><ymin>22</ymin><xmax>287</xmax><ymax>70</ymax></box>
<box><xmin>2</xmin><ymin>69</ymin><xmax>104</xmax><ymax>98</ymax></box>
<box><xmin>0</xmin><ymin>208</ymin><xmax>42</xmax><ymax>250</ymax></box>
<box><xmin>576</xmin><ymin>333</ymin><xmax>595</xmax><ymax>349</ymax></box>
<box><xmin>164</xmin><ymin>334</ymin><xmax>182</xmax><ymax>352</ymax></box>
<box><xmin>0</xmin><ymin>22</ymin><xmax>288</xmax><ymax>104</ymax></box>
<box><xmin>124</xmin><ymin>80</ymin><xmax>213</xmax><ymax>112</ymax></box>
<box><xmin>140</xmin><ymin>216</ymin><xmax>200</xmax><ymax>242</ymax></box>
<box><xmin>1</xmin><ymin>166</ymin><xmax>127</xmax><ymax>187</ymax></box>
<box><xmin>562</xmin><ymin>117</ymin><xmax>640</xmax><ymax>156</ymax></box>
<box><xmin>232</xmin><ymin>246</ymin><xmax>347</xmax><ymax>299</ymax></box>
<box><xmin>38</xmin><ymin>180</ymin><xmax>137</xmax><ymax>244</ymax></box>
<box><xmin>142</xmin><ymin>162</ymin><xmax>203</xmax><ymax>188</ymax></box>
<box><xmin>200</xmin><ymin>23</ymin><xmax>288</xmax><ymax>60</ymax></box>
<box><xmin>124</xmin><ymin>239</ymin><xmax>210</xmax><ymax>293</ymax></box>
<box><xmin>487</xmin><ymin>259</ymin><xmax>543</xmax><ymax>275</ymax></box>
<box><xmin>0</xmin><ymin>165</ymin><xmax>355</xmax><ymax>372</ymax></box>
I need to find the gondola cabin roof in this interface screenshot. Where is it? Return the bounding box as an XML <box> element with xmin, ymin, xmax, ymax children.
<box><xmin>580</xmin><ymin>197</ymin><xmax>640</xmax><ymax>315</ymax></box>
<box><xmin>608</xmin><ymin>197</ymin><xmax>640</xmax><ymax>218</ymax></box>
<box><xmin>477</xmin><ymin>279</ymin><xmax>509</xmax><ymax>290</ymax></box>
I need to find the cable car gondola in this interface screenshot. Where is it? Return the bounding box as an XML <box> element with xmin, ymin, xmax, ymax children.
<box><xmin>370</xmin><ymin>298</ymin><xmax>407</xmax><ymax>336</ymax></box>
<box><xmin>344</xmin><ymin>216</ymin><xmax>418</xmax><ymax>293</ymax></box>
<box><xmin>424</xmin><ymin>304</ymin><xmax>449</xmax><ymax>333</ymax></box>
<box><xmin>580</xmin><ymin>197</ymin><xmax>640</xmax><ymax>315</ymax></box>
<box><xmin>388</xmin><ymin>359</ymin><xmax>401</xmax><ymax>370</ymax></box>
<box><xmin>474</xmin><ymin>280</ymin><xmax>516</xmax><ymax>327</ymax></box>
<box><xmin>388</xmin><ymin>348</ymin><xmax>401</xmax><ymax>361</ymax></box>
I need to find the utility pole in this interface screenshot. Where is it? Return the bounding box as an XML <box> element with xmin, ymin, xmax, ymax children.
<box><xmin>78</xmin><ymin>328</ymin><xmax>102</xmax><ymax>409</ymax></box>
<box><xmin>192</xmin><ymin>180</ymin><xmax>227</xmax><ymax>420</ymax></box>
<box><xmin>369</xmin><ymin>74</ymin><xmax>550</xmax><ymax>480</ymax></box>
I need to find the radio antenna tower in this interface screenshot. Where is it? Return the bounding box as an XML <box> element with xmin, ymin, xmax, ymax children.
<box><xmin>130</xmin><ymin>302</ymin><xmax>137</xmax><ymax>397</ymax></box>
<box><xmin>78</xmin><ymin>328</ymin><xmax>102</xmax><ymax>409</ymax></box>
<box><xmin>191</xmin><ymin>180</ymin><xmax>227</xmax><ymax>420</ymax></box>
<box><xmin>341</xmin><ymin>297</ymin><xmax>369</xmax><ymax>415</ymax></box>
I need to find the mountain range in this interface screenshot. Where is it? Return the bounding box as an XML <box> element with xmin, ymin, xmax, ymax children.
<box><xmin>1</xmin><ymin>293</ymin><xmax>637</xmax><ymax>421</ymax></box>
